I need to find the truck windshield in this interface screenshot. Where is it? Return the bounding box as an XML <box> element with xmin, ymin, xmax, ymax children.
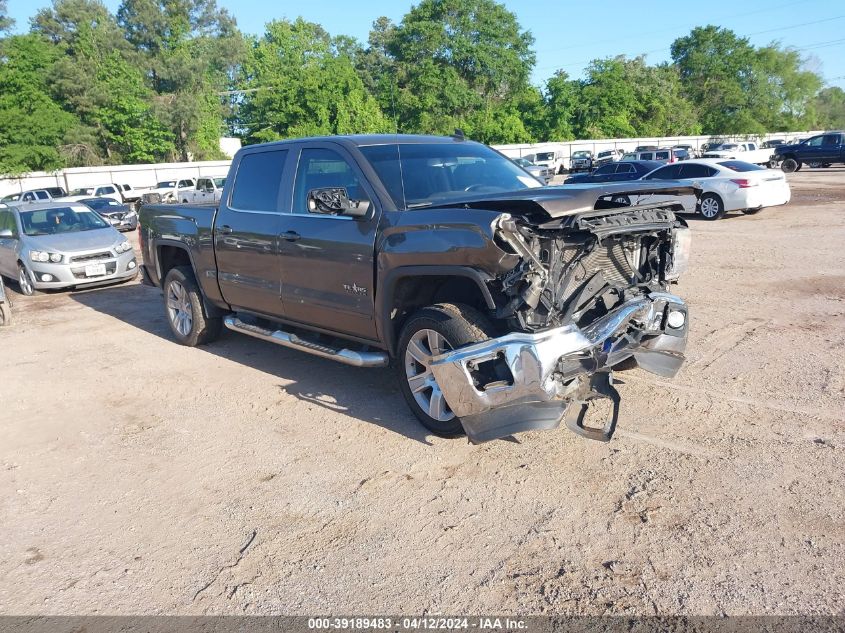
<box><xmin>359</xmin><ymin>143</ymin><xmax>540</xmax><ymax>209</ymax></box>
<box><xmin>213</xmin><ymin>178</ymin><xmax>226</xmax><ymax>188</ymax></box>
<box><xmin>156</xmin><ymin>181</ymin><xmax>176</xmax><ymax>188</ymax></box>
<box><xmin>20</xmin><ymin>207</ymin><xmax>109</xmax><ymax>236</ymax></box>
<box><xmin>572</xmin><ymin>151</ymin><xmax>590</xmax><ymax>158</ymax></box>
<box><xmin>69</xmin><ymin>188</ymin><xmax>95</xmax><ymax>196</ymax></box>
<box><xmin>535</xmin><ymin>152</ymin><xmax>554</xmax><ymax>161</ymax></box>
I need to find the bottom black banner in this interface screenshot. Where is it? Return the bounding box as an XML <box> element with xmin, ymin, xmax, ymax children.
<box><xmin>0</xmin><ymin>617</ymin><xmax>842</xmax><ymax>633</ymax></box>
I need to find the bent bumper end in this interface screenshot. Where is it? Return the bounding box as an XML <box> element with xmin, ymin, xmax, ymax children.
<box><xmin>430</xmin><ymin>293</ymin><xmax>688</xmax><ymax>443</ymax></box>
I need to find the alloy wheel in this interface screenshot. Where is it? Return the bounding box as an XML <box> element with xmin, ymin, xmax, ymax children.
<box><xmin>404</xmin><ymin>328</ymin><xmax>454</xmax><ymax>422</ymax></box>
<box><xmin>166</xmin><ymin>279</ymin><xmax>193</xmax><ymax>337</ymax></box>
<box><xmin>18</xmin><ymin>267</ymin><xmax>33</xmax><ymax>296</ymax></box>
<box><xmin>700</xmin><ymin>197</ymin><xmax>720</xmax><ymax>218</ymax></box>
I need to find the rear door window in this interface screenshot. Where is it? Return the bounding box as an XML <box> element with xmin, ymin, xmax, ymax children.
<box><xmin>230</xmin><ymin>150</ymin><xmax>289</xmax><ymax>212</ymax></box>
<box><xmin>639</xmin><ymin>152</ymin><xmax>654</xmax><ymax>160</ymax></box>
<box><xmin>679</xmin><ymin>164</ymin><xmax>717</xmax><ymax>178</ymax></box>
<box><xmin>822</xmin><ymin>134</ymin><xmax>840</xmax><ymax>146</ymax></box>
<box><xmin>645</xmin><ymin>164</ymin><xmax>683</xmax><ymax>180</ymax></box>
<box><xmin>615</xmin><ymin>163</ymin><xmax>635</xmax><ymax>174</ymax></box>
<box><xmin>593</xmin><ymin>165</ymin><xmax>616</xmax><ymax>176</ymax></box>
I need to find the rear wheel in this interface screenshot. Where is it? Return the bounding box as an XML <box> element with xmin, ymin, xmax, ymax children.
<box><xmin>396</xmin><ymin>303</ymin><xmax>496</xmax><ymax>437</ymax></box>
<box><xmin>699</xmin><ymin>193</ymin><xmax>725</xmax><ymax>220</ymax></box>
<box><xmin>163</xmin><ymin>266</ymin><xmax>222</xmax><ymax>346</ymax></box>
<box><xmin>781</xmin><ymin>158</ymin><xmax>799</xmax><ymax>173</ymax></box>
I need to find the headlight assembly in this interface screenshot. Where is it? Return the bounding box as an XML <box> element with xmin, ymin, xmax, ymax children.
<box><xmin>665</xmin><ymin>227</ymin><xmax>691</xmax><ymax>281</ymax></box>
<box><xmin>30</xmin><ymin>251</ymin><xmax>63</xmax><ymax>263</ymax></box>
<box><xmin>115</xmin><ymin>241</ymin><xmax>133</xmax><ymax>254</ymax></box>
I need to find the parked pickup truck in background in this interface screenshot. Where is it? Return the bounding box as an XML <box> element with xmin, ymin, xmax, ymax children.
<box><xmin>139</xmin><ymin>134</ymin><xmax>693</xmax><ymax>444</ymax></box>
<box><xmin>773</xmin><ymin>131</ymin><xmax>845</xmax><ymax>173</ymax></box>
<box><xmin>180</xmin><ymin>177</ymin><xmax>227</xmax><ymax>204</ymax></box>
<box><xmin>701</xmin><ymin>142</ymin><xmax>774</xmax><ymax>166</ymax></box>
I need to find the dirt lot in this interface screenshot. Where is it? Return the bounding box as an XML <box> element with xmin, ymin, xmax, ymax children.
<box><xmin>1</xmin><ymin>169</ymin><xmax>843</xmax><ymax>616</ymax></box>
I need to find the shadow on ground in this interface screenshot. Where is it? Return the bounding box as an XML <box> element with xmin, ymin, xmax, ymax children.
<box><xmin>71</xmin><ymin>283</ymin><xmax>432</xmax><ymax>444</ymax></box>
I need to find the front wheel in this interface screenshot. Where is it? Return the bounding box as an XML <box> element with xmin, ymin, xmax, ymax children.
<box><xmin>699</xmin><ymin>193</ymin><xmax>725</xmax><ymax>220</ymax></box>
<box><xmin>396</xmin><ymin>303</ymin><xmax>496</xmax><ymax>437</ymax></box>
<box><xmin>163</xmin><ymin>266</ymin><xmax>222</xmax><ymax>346</ymax></box>
<box><xmin>781</xmin><ymin>158</ymin><xmax>800</xmax><ymax>173</ymax></box>
<box><xmin>17</xmin><ymin>264</ymin><xmax>36</xmax><ymax>296</ymax></box>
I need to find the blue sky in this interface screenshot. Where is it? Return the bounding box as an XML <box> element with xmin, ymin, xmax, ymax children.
<box><xmin>8</xmin><ymin>0</ymin><xmax>845</xmax><ymax>88</ymax></box>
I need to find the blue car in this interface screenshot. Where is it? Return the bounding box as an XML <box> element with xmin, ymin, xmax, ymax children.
<box><xmin>563</xmin><ymin>160</ymin><xmax>664</xmax><ymax>185</ymax></box>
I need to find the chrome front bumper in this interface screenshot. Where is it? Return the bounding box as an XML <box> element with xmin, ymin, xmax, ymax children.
<box><xmin>429</xmin><ymin>292</ymin><xmax>688</xmax><ymax>443</ymax></box>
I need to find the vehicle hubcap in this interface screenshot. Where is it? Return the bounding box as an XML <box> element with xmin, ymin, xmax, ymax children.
<box><xmin>404</xmin><ymin>328</ymin><xmax>454</xmax><ymax>422</ymax></box>
<box><xmin>18</xmin><ymin>268</ymin><xmax>32</xmax><ymax>295</ymax></box>
<box><xmin>701</xmin><ymin>198</ymin><xmax>719</xmax><ymax>217</ymax></box>
<box><xmin>167</xmin><ymin>280</ymin><xmax>193</xmax><ymax>336</ymax></box>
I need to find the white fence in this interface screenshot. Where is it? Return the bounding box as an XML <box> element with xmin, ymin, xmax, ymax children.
<box><xmin>492</xmin><ymin>131</ymin><xmax>821</xmax><ymax>163</ymax></box>
<box><xmin>0</xmin><ymin>130</ymin><xmax>821</xmax><ymax>197</ymax></box>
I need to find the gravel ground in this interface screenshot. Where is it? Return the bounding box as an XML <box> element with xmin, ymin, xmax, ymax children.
<box><xmin>0</xmin><ymin>168</ymin><xmax>843</xmax><ymax>616</ymax></box>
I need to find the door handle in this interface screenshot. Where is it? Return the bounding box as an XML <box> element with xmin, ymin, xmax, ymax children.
<box><xmin>218</xmin><ymin>225</ymin><xmax>233</xmax><ymax>235</ymax></box>
<box><xmin>282</xmin><ymin>231</ymin><xmax>301</xmax><ymax>242</ymax></box>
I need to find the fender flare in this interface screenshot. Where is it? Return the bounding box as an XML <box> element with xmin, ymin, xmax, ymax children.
<box><xmin>154</xmin><ymin>238</ymin><xmax>226</xmax><ymax>318</ymax></box>
<box><xmin>378</xmin><ymin>266</ymin><xmax>497</xmax><ymax>356</ymax></box>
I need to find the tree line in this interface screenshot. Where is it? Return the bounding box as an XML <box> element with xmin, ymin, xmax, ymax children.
<box><xmin>1</xmin><ymin>0</ymin><xmax>843</xmax><ymax>176</ymax></box>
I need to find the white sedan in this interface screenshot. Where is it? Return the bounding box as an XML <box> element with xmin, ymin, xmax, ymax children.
<box><xmin>631</xmin><ymin>159</ymin><xmax>791</xmax><ymax>220</ymax></box>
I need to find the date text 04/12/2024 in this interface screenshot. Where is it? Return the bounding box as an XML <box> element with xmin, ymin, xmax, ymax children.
<box><xmin>307</xmin><ymin>617</ymin><xmax>528</xmax><ymax>630</ymax></box>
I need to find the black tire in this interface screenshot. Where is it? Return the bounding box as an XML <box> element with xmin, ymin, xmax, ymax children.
<box><xmin>781</xmin><ymin>158</ymin><xmax>799</xmax><ymax>173</ymax></box>
<box><xmin>162</xmin><ymin>266</ymin><xmax>222</xmax><ymax>346</ymax></box>
<box><xmin>742</xmin><ymin>208</ymin><xmax>762</xmax><ymax>215</ymax></box>
<box><xmin>698</xmin><ymin>193</ymin><xmax>725</xmax><ymax>221</ymax></box>
<box><xmin>17</xmin><ymin>263</ymin><xmax>36</xmax><ymax>296</ymax></box>
<box><xmin>0</xmin><ymin>300</ymin><xmax>11</xmax><ymax>327</ymax></box>
<box><xmin>396</xmin><ymin>303</ymin><xmax>496</xmax><ymax>438</ymax></box>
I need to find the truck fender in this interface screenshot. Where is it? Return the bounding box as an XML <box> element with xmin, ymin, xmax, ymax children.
<box><xmin>379</xmin><ymin>266</ymin><xmax>497</xmax><ymax>357</ymax></box>
<box><xmin>154</xmin><ymin>239</ymin><xmax>226</xmax><ymax>319</ymax></box>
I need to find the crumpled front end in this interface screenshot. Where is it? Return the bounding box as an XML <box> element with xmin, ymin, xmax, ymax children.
<box><xmin>425</xmin><ymin>195</ymin><xmax>693</xmax><ymax>444</ymax></box>
<box><xmin>430</xmin><ymin>292</ymin><xmax>688</xmax><ymax>444</ymax></box>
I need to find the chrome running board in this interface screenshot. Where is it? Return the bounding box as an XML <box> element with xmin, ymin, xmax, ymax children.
<box><xmin>223</xmin><ymin>316</ymin><xmax>389</xmax><ymax>368</ymax></box>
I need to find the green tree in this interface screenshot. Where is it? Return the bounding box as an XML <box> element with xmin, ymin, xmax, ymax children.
<box><xmin>542</xmin><ymin>71</ymin><xmax>577</xmax><ymax>141</ymax></box>
<box><xmin>811</xmin><ymin>86</ymin><xmax>845</xmax><ymax>129</ymax></box>
<box><xmin>32</xmin><ymin>0</ymin><xmax>173</xmax><ymax>164</ymax></box>
<box><xmin>117</xmin><ymin>0</ymin><xmax>244</xmax><ymax>160</ymax></box>
<box><xmin>671</xmin><ymin>26</ymin><xmax>821</xmax><ymax>134</ymax></box>
<box><xmin>378</xmin><ymin>0</ymin><xmax>536</xmax><ymax>142</ymax></box>
<box><xmin>0</xmin><ymin>35</ymin><xmax>78</xmax><ymax>174</ymax></box>
<box><xmin>0</xmin><ymin>0</ymin><xmax>13</xmax><ymax>33</ymax></box>
<box><xmin>239</xmin><ymin>19</ymin><xmax>390</xmax><ymax>143</ymax></box>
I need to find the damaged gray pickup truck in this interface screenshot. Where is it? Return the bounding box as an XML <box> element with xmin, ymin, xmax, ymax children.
<box><xmin>139</xmin><ymin>134</ymin><xmax>694</xmax><ymax>443</ymax></box>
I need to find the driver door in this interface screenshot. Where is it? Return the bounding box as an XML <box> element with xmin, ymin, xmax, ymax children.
<box><xmin>276</xmin><ymin>143</ymin><xmax>382</xmax><ymax>341</ymax></box>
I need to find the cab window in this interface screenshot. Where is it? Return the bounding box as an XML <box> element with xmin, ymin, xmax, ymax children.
<box><xmin>806</xmin><ymin>136</ymin><xmax>824</xmax><ymax>147</ymax></box>
<box><xmin>230</xmin><ymin>150</ymin><xmax>289</xmax><ymax>212</ymax></box>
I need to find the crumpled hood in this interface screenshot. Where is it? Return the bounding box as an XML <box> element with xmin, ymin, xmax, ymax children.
<box><xmin>25</xmin><ymin>228</ymin><xmax>122</xmax><ymax>253</ymax></box>
<box><xmin>438</xmin><ymin>181</ymin><xmax>699</xmax><ymax>218</ymax></box>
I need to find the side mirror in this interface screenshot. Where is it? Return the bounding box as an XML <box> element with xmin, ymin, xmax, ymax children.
<box><xmin>307</xmin><ymin>187</ymin><xmax>370</xmax><ymax>218</ymax></box>
<box><xmin>0</xmin><ymin>229</ymin><xmax>12</xmax><ymax>238</ymax></box>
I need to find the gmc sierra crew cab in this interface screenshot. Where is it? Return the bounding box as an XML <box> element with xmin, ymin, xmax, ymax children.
<box><xmin>139</xmin><ymin>134</ymin><xmax>694</xmax><ymax>444</ymax></box>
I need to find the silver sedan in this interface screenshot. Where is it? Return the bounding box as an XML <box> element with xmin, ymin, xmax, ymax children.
<box><xmin>512</xmin><ymin>157</ymin><xmax>552</xmax><ymax>184</ymax></box>
<box><xmin>0</xmin><ymin>201</ymin><xmax>138</xmax><ymax>295</ymax></box>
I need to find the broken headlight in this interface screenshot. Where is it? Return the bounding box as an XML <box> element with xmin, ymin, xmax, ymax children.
<box><xmin>665</xmin><ymin>227</ymin><xmax>691</xmax><ymax>281</ymax></box>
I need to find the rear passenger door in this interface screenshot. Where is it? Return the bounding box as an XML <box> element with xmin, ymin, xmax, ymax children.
<box><xmin>214</xmin><ymin>148</ymin><xmax>292</xmax><ymax>317</ymax></box>
<box><xmin>821</xmin><ymin>134</ymin><xmax>844</xmax><ymax>162</ymax></box>
<box><xmin>276</xmin><ymin>143</ymin><xmax>382</xmax><ymax>341</ymax></box>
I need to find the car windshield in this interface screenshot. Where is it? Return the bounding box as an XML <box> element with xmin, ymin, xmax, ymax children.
<box><xmin>157</xmin><ymin>181</ymin><xmax>177</xmax><ymax>188</ymax></box>
<box><xmin>572</xmin><ymin>151</ymin><xmax>590</xmax><ymax>158</ymax></box>
<box><xmin>213</xmin><ymin>178</ymin><xmax>226</xmax><ymax>188</ymax></box>
<box><xmin>717</xmin><ymin>161</ymin><xmax>766</xmax><ymax>172</ymax></box>
<box><xmin>69</xmin><ymin>187</ymin><xmax>95</xmax><ymax>196</ymax></box>
<box><xmin>359</xmin><ymin>142</ymin><xmax>540</xmax><ymax>209</ymax></box>
<box><xmin>20</xmin><ymin>206</ymin><xmax>110</xmax><ymax>236</ymax></box>
<box><xmin>513</xmin><ymin>158</ymin><xmax>533</xmax><ymax>167</ymax></box>
<box><xmin>535</xmin><ymin>152</ymin><xmax>554</xmax><ymax>161</ymax></box>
